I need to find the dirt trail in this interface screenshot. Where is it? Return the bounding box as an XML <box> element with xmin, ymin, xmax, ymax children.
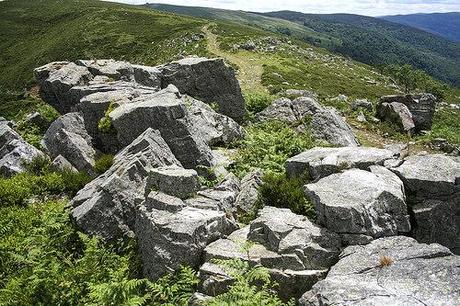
<box><xmin>202</xmin><ymin>24</ymin><xmax>267</xmax><ymax>92</ymax></box>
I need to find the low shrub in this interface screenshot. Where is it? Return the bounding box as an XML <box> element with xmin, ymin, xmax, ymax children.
<box><xmin>244</xmin><ymin>91</ymin><xmax>275</xmax><ymax>117</ymax></box>
<box><xmin>98</xmin><ymin>102</ymin><xmax>117</xmax><ymax>134</ymax></box>
<box><xmin>94</xmin><ymin>154</ymin><xmax>114</xmax><ymax>174</ymax></box>
<box><xmin>232</xmin><ymin>121</ymin><xmax>314</xmax><ymax>176</ymax></box>
<box><xmin>256</xmin><ymin>172</ymin><xmax>315</xmax><ymax>220</ymax></box>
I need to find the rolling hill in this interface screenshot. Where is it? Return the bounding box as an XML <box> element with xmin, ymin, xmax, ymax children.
<box><xmin>147</xmin><ymin>4</ymin><xmax>460</xmax><ymax>87</ymax></box>
<box><xmin>381</xmin><ymin>12</ymin><xmax>460</xmax><ymax>43</ymax></box>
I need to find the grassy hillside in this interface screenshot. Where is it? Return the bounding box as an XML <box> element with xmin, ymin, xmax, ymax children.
<box><xmin>261</xmin><ymin>11</ymin><xmax>460</xmax><ymax>87</ymax></box>
<box><xmin>0</xmin><ymin>0</ymin><xmax>209</xmax><ymax>93</ymax></box>
<box><xmin>382</xmin><ymin>12</ymin><xmax>460</xmax><ymax>43</ymax></box>
<box><xmin>147</xmin><ymin>4</ymin><xmax>460</xmax><ymax>87</ymax></box>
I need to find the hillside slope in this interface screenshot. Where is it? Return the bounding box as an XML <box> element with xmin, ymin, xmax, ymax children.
<box><xmin>260</xmin><ymin>11</ymin><xmax>460</xmax><ymax>87</ymax></box>
<box><xmin>381</xmin><ymin>12</ymin><xmax>460</xmax><ymax>43</ymax></box>
<box><xmin>147</xmin><ymin>4</ymin><xmax>460</xmax><ymax>87</ymax></box>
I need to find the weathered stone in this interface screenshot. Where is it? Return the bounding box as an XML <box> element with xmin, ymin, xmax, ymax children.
<box><xmin>24</xmin><ymin>112</ymin><xmax>49</xmax><ymax>129</ymax></box>
<box><xmin>43</xmin><ymin>112</ymin><xmax>97</xmax><ymax>174</ymax></box>
<box><xmin>376</xmin><ymin>102</ymin><xmax>415</xmax><ymax>133</ymax></box>
<box><xmin>234</xmin><ymin>169</ymin><xmax>263</xmax><ymax>215</ymax></box>
<box><xmin>200</xmin><ymin>207</ymin><xmax>340</xmax><ymax>300</ymax></box>
<box><xmin>143</xmin><ymin>191</ymin><xmax>186</xmax><ymax>213</ymax></box>
<box><xmin>286</xmin><ymin>147</ymin><xmax>396</xmax><ymax>180</ymax></box>
<box><xmin>257</xmin><ymin>96</ymin><xmax>358</xmax><ymax>147</ymax></box>
<box><xmin>391</xmin><ymin>154</ymin><xmax>460</xmax><ymax>253</ymax></box>
<box><xmin>51</xmin><ymin>155</ymin><xmax>78</xmax><ymax>173</ymax></box>
<box><xmin>0</xmin><ymin>122</ymin><xmax>43</xmax><ymax>177</ymax></box>
<box><xmin>300</xmin><ymin>236</ymin><xmax>460</xmax><ymax>306</ymax></box>
<box><xmin>312</xmin><ymin>107</ymin><xmax>360</xmax><ymax>147</ymax></box>
<box><xmin>158</xmin><ymin>57</ymin><xmax>246</xmax><ymax>122</ymax></box>
<box><xmin>186</xmin><ymin>96</ymin><xmax>245</xmax><ymax>146</ymax></box>
<box><xmin>146</xmin><ymin>165</ymin><xmax>199</xmax><ymax>199</ymax></box>
<box><xmin>76</xmin><ymin>59</ymin><xmax>134</xmax><ymax>81</ymax></box>
<box><xmin>132</xmin><ymin>64</ymin><xmax>162</xmax><ymax>89</ymax></box>
<box><xmin>135</xmin><ymin>203</ymin><xmax>237</xmax><ymax>281</ymax></box>
<box><xmin>379</xmin><ymin>94</ymin><xmax>436</xmax><ymax>131</ymax></box>
<box><xmin>305</xmin><ymin>166</ymin><xmax>411</xmax><ymax>241</ymax></box>
<box><xmin>351</xmin><ymin>98</ymin><xmax>373</xmax><ymax>112</ymax></box>
<box><xmin>110</xmin><ymin>85</ymin><xmax>214</xmax><ymax>170</ymax></box>
<box><xmin>71</xmin><ymin>128</ymin><xmax>180</xmax><ymax>240</ymax></box>
<box><xmin>35</xmin><ymin>62</ymin><xmax>93</xmax><ymax>113</ymax></box>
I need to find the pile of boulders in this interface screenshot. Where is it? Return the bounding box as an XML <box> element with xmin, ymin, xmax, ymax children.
<box><xmin>1</xmin><ymin>56</ymin><xmax>459</xmax><ymax>305</ymax></box>
<box><xmin>376</xmin><ymin>94</ymin><xmax>437</xmax><ymax>134</ymax></box>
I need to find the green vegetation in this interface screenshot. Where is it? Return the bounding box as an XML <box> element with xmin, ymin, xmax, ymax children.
<box><xmin>0</xmin><ymin>198</ymin><xmax>199</xmax><ymax>306</ymax></box>
<box><xmin>243</xmin><ymin>91</ymin><xmax>275</xmax><ymax>118</ymax></box>
<box><xmin>207</xmin><ymin>259</ymin><xmax>294</xmax><ymax>306</ymax></box>
<box><xmin>98</xmin><ymin>102</ymin><xmax>118</xmax><ymax>134</ymax></box>
<box><xmin>150</xmin><ymin>4</ymin><xmax>460</xmax><ymax>87</ymax></box>
<box><xmin>257</xmin><ymin>172</ymin><xmax>315</xmax><ymax>219</ymax></box>
<box><xmin>232</xmin><ymin>121</ymin><xmax>314</xmax><ymax>176</ymax></box>
<box><xmin>94</xmin><ymin>154</ymin><xmax>115</xmax><ymax>175</ymax></box>
<box><xmin>422</xmin><ymin>109</ymin><xmax>460</xmax><ymax>145</ymax></box>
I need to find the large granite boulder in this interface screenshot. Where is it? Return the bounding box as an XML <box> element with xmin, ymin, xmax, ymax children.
<box><xmin>257</xmin><ymin>96</ymin><xmax>359</xmax><ymax>147</ymax></box>
<box><xmin>34</xmin><ymin>62</ymin><xmax>93</xmax><ymax>113</ymax></box>
<box><xmin>43</xmin><ymin>112</ymin><xmax>97</xmax><ymax>175</ymax></box>
<box><xmin>71</xmin><ymin>128</ymin><xmax>180</xmax><ymax>240</ymax></box>
<box><xmin>378</xmin><ymin>94</ymin><xmax>436</xmax><ymax>131</ymax></box>
<box><xmin>135</xmin><ymin>193</ymin><xmax>237</xmax><ymax>281</ymax></box>
<box><xmin>286</xmin><ymin>147</ymin><xmax>396</xmax><ymax>180</ymax></box>
<box><xmin>109</xmin><ymin>85</ymin><xmax>214</xmax><ymax>170</ymax></box>
<box><xmin>198</xmin><ymin>207</ymin><xmax>341</xmax><ymax>300</ymax></box>
<box><xmin>312</xmin><ymin>107</ymin><xmax>360</xmax><ymax>147</ymax></box>
<box><xmin>305</xmin><ymin>166</ymin><xmax>411</xmax><ymax>243</ymax></box>
<box><xmin>300</xmin><ymin>236</ymin><xmax>460</xmax><ymax>306</ymax></box>
<box><xmin>158</xmin><ymin>57</ymin><xmax>246</xmax><ymax>122</ymax></box>
<box><xmin>0</xmin><ymin>122</ymin><xmax>43</xmax><ymax>177</ymax></box>
<box><xmin>376</xmin><ymin>101</ymin><xmax>415</xmax><ymax>133</ymax></box>
<box><xmin>391</xmin><ymin>154</ymin><xmax>460</xmax><ymax>254</ymax></box>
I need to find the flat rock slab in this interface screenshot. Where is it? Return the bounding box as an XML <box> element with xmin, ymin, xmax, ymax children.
<box><xmin>146</xmin><ymin>165</ymin><xmax>199</xmax><ymax>199</ymax></box>
<box><xmin>305</xmin><ymin>166</ymin><xmax>410</xmax><ymax>241</ymax></box>
<box><xmin>300</xmin><ymin>236</ymin><xmax>460</xmax><ymax>306</ymax></box>
<box><xmin>286</xmin><ymin>147</ymin><xmax>396</xmax><ymax>180</ymax></box>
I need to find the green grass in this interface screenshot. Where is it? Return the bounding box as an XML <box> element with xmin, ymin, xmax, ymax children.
<box><xmin>0</xmin><ymin>0</ymin><xmax>209</xmax><ymax>97</ymax></box>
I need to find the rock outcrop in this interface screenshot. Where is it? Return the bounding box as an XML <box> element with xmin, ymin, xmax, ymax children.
<box><xmin>257</xmin><ymin>96</ymin><xmax>359</xmax><ymax>147</ymax></box>
<box><xmin>43</xmin><ymin>112</ymin><xmax>97</xmax><ymax>175</ymax></box>
<box><xmin>146</xmin><ymin>165</ymin><xmax>199</xmax><ymax>200</ymax></box>
<box><xmin>305</xmin><ymin>166</ymin><xmax>411</xmax><ymax>243</ymax></box>
<box><xmin>158</xmin><ymin>57</ymin><xmax>246</xmax><ymax>122</ymax></box>
<box><xmin>198</xmin><ymin>207</ymin><xmax>341</xmax><ymax>300</ymax></box>
<box><xmin>391</xmin><ymin>154</ymin><xmax>460</xmax><ymax>254</ymax></box>
<box><xmin>376</xmin><ymin>101</ymin><xmax>415</xmax><ymax>133</ymax></box>
<box><xmin>0</xmin><ymin>122</ymin><xmax>43</xmax><ymax>176</ymax></box>
<box><xmin>71</xmin><ymin>128</ymin><xmax>180</xmax><ymax>240</ymax></box>
<box><xmin>286</xmin><ymin>147</ymin><xmax>396</xmax><ymax>180</ymax></box>
<box><xmin>377</xmin><ymin>94</ymin><xmax>436</xmax><ymax>132</ymax></box>
<box><xmin>300</xmin><ymin>236</ymin><xmax>460</xmax><ymax>306</ymax></box>
<box><xmin>34</xmin><ymin>62</ymin><xmax>93</xmax><ymax>113</ymax></box>
<box><xmin>234</xmin><ymin>169</ymin><xmax>263</xmax><ymax>215</ymax></box>
<box><xmin>109</xmin><ymin>85</ymin><xmax>214</xmax><ymax>170</ymax></box>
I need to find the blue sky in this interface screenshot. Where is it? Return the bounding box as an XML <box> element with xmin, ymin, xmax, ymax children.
<box><xmin>103</xmin><ymin>0</ymin><xmax>460</xmax><ymax>16</ymax></box>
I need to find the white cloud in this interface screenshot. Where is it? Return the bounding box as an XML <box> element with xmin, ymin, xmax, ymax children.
<box><xmin>102</xmin><ymin>0</ymin><xmax>460</xmax><ymax>16</ymax></box>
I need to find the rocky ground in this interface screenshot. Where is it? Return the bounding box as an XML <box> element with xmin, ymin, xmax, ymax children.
<box><xmin>1</xmin><ymin>57</ymin><xmax>459</xmax><ymax>305</ymax></box>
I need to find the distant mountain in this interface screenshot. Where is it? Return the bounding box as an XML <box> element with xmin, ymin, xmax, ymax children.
<box><xmin>381</xmin><ymin>12</ymin><xmax>460</xmax><ymax>43</ymax></box>
<box><xmin>147</xmin><ymin>4</ymin><xmax>460</xmax><ymax>87</ymax></box>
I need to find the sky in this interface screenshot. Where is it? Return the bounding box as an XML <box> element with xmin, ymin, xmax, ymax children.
<box><xmin>103</xmin><ymin>0</ymin><xmax>460</xmax><ymax>16</ymax></box>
